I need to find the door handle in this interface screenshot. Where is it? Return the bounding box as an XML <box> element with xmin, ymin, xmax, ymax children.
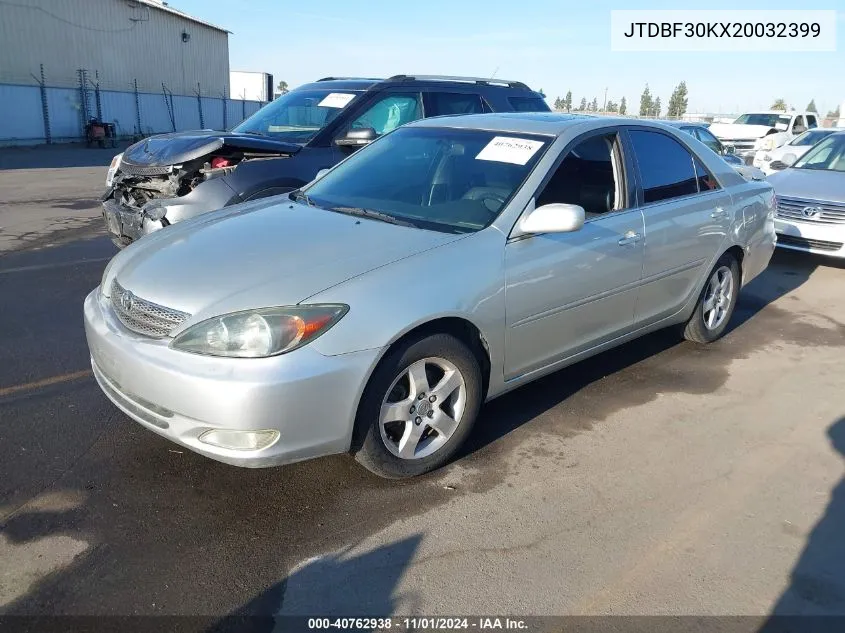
<box><xmin>711</xmin><ymin>207</ymin><xmax>727</xmax><ymax>218</ymax></box>
<box><xmin>618</xmin><ymin>230</ymin><xmax>642</xmax><ymax>246</ymax></box>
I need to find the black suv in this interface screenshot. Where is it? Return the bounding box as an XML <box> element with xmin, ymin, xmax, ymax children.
<box><xmin>103</xmin><ymin>75</ymin><xmax>549</xmax><ymax>246</ymax></box>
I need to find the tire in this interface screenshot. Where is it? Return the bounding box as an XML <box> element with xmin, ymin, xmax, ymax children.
<box><xmin>352</xmin><ymin>333</ymin><xmax>483</xmax><ymax>479</ymax></box>
<box><xmin>683</xmin><ymin>253</ymin><xmax>740</xmax><ymax>344</ymax></box>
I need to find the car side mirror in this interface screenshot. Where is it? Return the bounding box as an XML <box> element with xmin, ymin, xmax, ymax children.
<box><xmin>780</xmin><ymin>153</ymin><xmax>798</xmax><ymax>167</ymax></box>
<box><xmin>519</xmin><ymin>202</ymin><xmax>585</xmax><ymax>235</ymax></box>
<box><xmin>335</xmin><ymin>127</ymin><xmax>377</xmax><ymax>147</ymax></box>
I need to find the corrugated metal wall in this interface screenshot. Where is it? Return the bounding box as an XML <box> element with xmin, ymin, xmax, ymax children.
<box><xmin>0</xmin><ymin>0</ymin><xmax>267</xmax><ymax>145</ymax></box>
<box><xmin>0</xmin><ymin>0</ymin><xmax>230</xmax><ymax>96</ymax></box>
<box><xmin>0</xmin><ymin>84</ymin><xmax>263</xmax><ymax>144</ymax></box>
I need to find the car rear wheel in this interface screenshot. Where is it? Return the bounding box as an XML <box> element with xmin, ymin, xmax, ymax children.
<box><xmin>352</xmin><ymin>333</ymin><xmax>482</xmax><ymax>479</ymax></box>
<box><xmin>683</xmin><ymin>253</ymin><xmax>740</xmax><ymax>344</ymax></box>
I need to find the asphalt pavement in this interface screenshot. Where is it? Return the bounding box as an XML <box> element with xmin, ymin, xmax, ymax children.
<box><xmin>1</xmin><ymin>148</ymin><xmax>844</xmax><ymax>627</ymax></box>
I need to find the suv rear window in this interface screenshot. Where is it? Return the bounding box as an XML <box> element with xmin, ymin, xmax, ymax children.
<box><xmin>507</xmin><ymin>96</ymin><xmax>551</xmax><ymax>112</ymax></box>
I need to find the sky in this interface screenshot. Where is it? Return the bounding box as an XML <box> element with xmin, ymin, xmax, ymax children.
<box><xmin>174</xmin><ymin>0</ymin><xmax>845</xmax><ymax>116</ymax></box>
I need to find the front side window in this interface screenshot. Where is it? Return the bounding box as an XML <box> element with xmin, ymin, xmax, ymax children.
<box><xmin>302</xmin><ymin>127</ymin><xmax>551</xmax><ymax>233</ymax></box>
<box><xmin>347</xmin><ymin>93</ymin><xmax>423</xmax><ymax>136</ymax></box>
<box><xmin>428</xmin><ymin>92</ymin><xmax>485</xmax><ymax>116</ymax></box>
<box><xmin>536</xmin><ymin>133</ymin><xmax>624</xmax><ymax>218</ymax></box>
<box><xmin>629</xmin><ymin>130</ymin><xmax>699</xmax><ymax>203</ymax></box>
<box><xmin>793</xmin><ymin>134</ymin><xmax>845</xmax><ymax>172</ymax></box>
<box><xmin>792</xmin><ymin>116</ymin><xmax>807</xmax><ymax>133</ymax></box>
<box><xmin>233</xmin><ymin>89</ymin><xmax>362</xmax><ymax>143</ymax></box>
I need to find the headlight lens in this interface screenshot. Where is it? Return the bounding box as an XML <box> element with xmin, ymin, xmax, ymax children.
<box><xmin>105</xmin><ymin>152</ymin><xmax>123</xmax><ymax>187</ymax></box>
<box><xmin>170</xmin><ymin>305</ymin><xmax>348</xmax><ymax>357</ymax></box>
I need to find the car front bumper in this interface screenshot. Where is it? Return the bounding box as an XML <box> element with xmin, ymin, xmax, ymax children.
<box><xmin>84</xmin><ymin>288</ymin><xmax>380</xmax><ymax>467</ymax></box>
<box><xmin>775</xmin><ymin>219</ymin><xmax>845</xmax><ymax>258</ymax></box>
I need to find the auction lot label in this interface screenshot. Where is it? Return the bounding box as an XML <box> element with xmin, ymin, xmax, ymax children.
<box><xmin>611</xmin><ymin>10</ymin><xmax>837</xmax><ymax>52</ymax></box>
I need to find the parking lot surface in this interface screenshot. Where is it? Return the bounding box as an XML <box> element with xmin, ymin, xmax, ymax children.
<box><xmin>1</xmin><ymin>148</ymin><xmax>844</xmax><ymax>621</ymax></box>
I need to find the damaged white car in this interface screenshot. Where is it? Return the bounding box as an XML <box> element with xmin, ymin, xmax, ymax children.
<box><xmin>710</xmin><ymin>111</ymin><xmax>820</xmax><ymax>165</ymax></box>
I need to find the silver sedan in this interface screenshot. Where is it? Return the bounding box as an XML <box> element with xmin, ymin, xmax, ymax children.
<box><xmin>84</xmin><ymin>113</ymin><xmax>776</xmax><ymax>478</ymax></box>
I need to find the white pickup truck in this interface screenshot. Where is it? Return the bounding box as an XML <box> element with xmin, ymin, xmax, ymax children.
<box><xmin>709</xmin><ymin>111</ymin><xmax>821</xmax><ymax>165</ymax></box>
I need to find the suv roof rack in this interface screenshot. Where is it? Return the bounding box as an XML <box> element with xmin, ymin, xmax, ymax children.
<box><xmin>316</xmin><ymin>76</ymin><xmax>383</xmax><ymax>82</ymax></box>
<box><xmin>386</xmin><ymin>75</ymin><xmax>530</xmax><ymax>90</ymax></box>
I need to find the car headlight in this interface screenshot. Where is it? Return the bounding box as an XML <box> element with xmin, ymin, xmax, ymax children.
<box><xmin>756</xmin><ymin>138</ymin><xmax>775</xmax><ymax>151</ymax></box>
<box><xmin>106</xmin><ymin>152</ymin><xmax>123</xmax><ymax>187</ymax></box>
<box><xmin>170</xmin><ymin>305</ymin><xmax>348</xmax><ymax>358</ymax></box>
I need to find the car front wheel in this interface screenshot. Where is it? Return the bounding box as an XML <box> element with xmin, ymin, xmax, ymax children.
<box><xmin>352</xmin><ymin>333</ymin><xmax>482</xmax><ymax>479</ymax></box>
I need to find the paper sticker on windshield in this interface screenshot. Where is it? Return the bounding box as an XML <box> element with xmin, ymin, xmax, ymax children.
<box><xmin>475</xmin><ymin>137</ymin><xmax>544</xmax><ymax>165</ymax></box>
<box><xmin>318</xmin><ymin>93</ymin><xmax>356</xmax><ymax>109</ymax></box>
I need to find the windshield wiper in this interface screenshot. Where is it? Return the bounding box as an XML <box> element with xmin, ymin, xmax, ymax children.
<box><xmin>328</xmin><ymin>206</ymin><xmax>416</xmax><ymax>228</ymax></box>
<box><xmin>289</xmin><ymin>190</ymin><xmax>315</xmax><ymax>206</ymax></box>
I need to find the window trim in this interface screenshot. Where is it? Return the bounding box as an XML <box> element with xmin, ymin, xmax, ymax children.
<box><xmin>622</xmin><ymin>125</ymin><xmax>725</xmax><ymax>209</ymax></box>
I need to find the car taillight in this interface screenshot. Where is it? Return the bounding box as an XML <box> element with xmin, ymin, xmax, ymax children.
<box><xmin>211</xmin><ymin>157</ymin><xmax>230</xmax><ymax>169</ymax></box>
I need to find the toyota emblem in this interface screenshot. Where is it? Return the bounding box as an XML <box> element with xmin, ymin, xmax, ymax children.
<box><xmin>801</xmin><ymin>206</ymin><xmax>823</xmax><ymax>219</ymax></box>
<box><xmin>119</xmin><ymin>290</ymin><xmax>134</xmax><ymax>313</ymax></box>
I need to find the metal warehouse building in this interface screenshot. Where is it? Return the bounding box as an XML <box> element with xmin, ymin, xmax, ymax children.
<box><xmin>0</xmin><ymin>0</ymin><xmax>264</xmax><ymax>145</ymax></box>
<box><xmin>0</xmin><ymin>0</ymin><xmax>230</xmax><ymax>95</ymax></box>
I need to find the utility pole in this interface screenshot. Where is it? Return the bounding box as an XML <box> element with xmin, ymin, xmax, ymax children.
<box><xmin>602</xmin><ymin>87</ymin><xmax>608</xmax><ymax>113</ymax></box>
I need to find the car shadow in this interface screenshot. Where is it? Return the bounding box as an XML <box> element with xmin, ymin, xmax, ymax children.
<box><xmin>758</xmin><ymin>416</ymin><xmax>845</xmax><ymax>632</ymax></box>
<box><xmin>460</xmin><ymin>247</ymin><xmax>825</xmax><ymax>460</ymax></box>
<box><xmin>207</xmin><ymin>534</ymin><xmax>423</xmax><ymax>632</ymax></box>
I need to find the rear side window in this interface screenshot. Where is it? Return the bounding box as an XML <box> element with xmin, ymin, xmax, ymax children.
<box><xmin>629</xmin><ymin>130</ymin><xmax>698</xmax><ymax>203</ymax></box>
<box><xmin>806</xmin><ymin>115</ymin><xmax>818</xmax><ymax>129</ymax></box>
<box><xmin>428</xmin><ymin>92</ymin><xmax>485</xmax><ymax>116</ymax></box>
<box><xmin>693</xmin><ymin>157</ymin><xmax>720</xmax><ymax>192</ymax></box>
<box><xmin>508</xmin><ymin>96</ymin><xmax>551</xmax><ymax>112</ymax></box>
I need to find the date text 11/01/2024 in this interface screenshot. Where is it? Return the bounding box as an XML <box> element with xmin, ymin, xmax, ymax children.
<box><xmin>307</xmin><ymin>617</ymin><xmax>529</xmax><ymax>630</ymax></box>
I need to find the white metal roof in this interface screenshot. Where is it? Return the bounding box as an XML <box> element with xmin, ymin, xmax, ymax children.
<box><xmin>135</xmin><ymin>0</ymin><xmax>230</xmax><ymax>33</ymax></box>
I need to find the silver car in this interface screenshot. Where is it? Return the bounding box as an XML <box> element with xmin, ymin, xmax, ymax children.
<box><xmin>84</xmin><ymin>113</ymin><xmax>776</xmax><ymax>478</ymax></box>
<box><xmin>768</xmin><ymin>131</ymin><xmax>845</xmax><ymax>258</ymax></box>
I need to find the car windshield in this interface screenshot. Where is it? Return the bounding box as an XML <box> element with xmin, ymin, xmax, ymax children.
<box><xmin>793</xmin><ymin>134</ymin><xmax>845</xmax><ymax>172</ymax></box>
<box><xmin>233</xmin><ymin>89</ymin><xmax>362</xmax><ymax>143</ymax></box>
<box><xmin>733</xmin><ymin>113</ymin><xmax>791</xmax><ymax>129</ymax></box>
<box><xmin>301</xmin><ymin>127</ymin><xmax>551</xmax><ymax>233</ymax></box>
<box><xmin>789</xmin><ymin>129</ymin><xmax>834</xmax><ymax>146</ymax></box>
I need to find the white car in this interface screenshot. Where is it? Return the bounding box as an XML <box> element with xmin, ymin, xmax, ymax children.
<box><xmin>753</xmin><ymin>128</ymin><xmax>839</xmax><ymax>175</ymax></box>
<box><xmin>710</xmin><ymin>111</ymin><xmax>821</xmax><ymax>165</ymax></box>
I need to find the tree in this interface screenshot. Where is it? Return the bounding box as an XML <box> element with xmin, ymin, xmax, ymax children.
<box><xmin>653</xmin><ymin>96</ymin><xmax>662</xmax><ymax>117</ymax></box>
<box><xmin>806</xmin><ymin>99</ymin><xmax>817</xmax><ymax>113</ymax></box>
<box><xmin>619</xmin><ymin>96</ymin><xmax>627</xmax><ymax>115</ymax></box>
<box><xmin>590</xmin><ymin>97</ymin><xmax>598</xmax><ymax>112</ymax></box>
<box><xmin>606</xmin><ymin>100</ymin><xmax>618</xmax><ymax>113</ymax></box>
<box><xmin>276</xmin><ymin>80</ymin><xmax>289</xmax><ymax>95</ymax></box>
<box><xmin>667</xmin><ymin>81</ymin><xmax>689</xmax><ymax>118</ymax></box>
<box><xmin>554</xmin><ymin>97</ymin><xmax>563</xmax><ymax>110</ymax></box>
<box><xmin>827</xmin><ymin>106</ymin><xmax>840</xmax><ymax>118</ymax></box>
<box><xmin>770</xmin><ymin>98</ymin><xmax>787</xmax><ymax>111</ymax></box>
<box><xmin>578</xmin><ymin>97</ymin><xmax>587</xmax><ymax>111</ymax></box>
<box><xmin>564</xmin><ymin>91</ymin><xmax>572</xmax><ymax>112</ymax></box>
<box><xmin>538</xmin><ymin>88</ymin><xmax>546</xmax><ymax>98</ymax></box>
<box><xmin>639</xmin><ymin>84</ymin><xmax>653</xmax><ymax>117</ymax></box>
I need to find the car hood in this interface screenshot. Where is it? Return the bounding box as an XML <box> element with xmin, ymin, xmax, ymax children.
<box><xmin>710</xmin><ymin>123</ymin><xmax>776</xmax><ymax>140</ymax></box>
<box><xmin>106</xmin><ymin>199</ymin><xmax>466</xmax><ymax>326</ymax></box>
<box><xmin>769</xmin><ymin>168</ymin><xmax>845</xmax><ymax>203</ymax></box>
<box><xmin>121</xmin><ymin>131</ymin><xmax>302</xmax><ymax>166</ymax></box>
<box><xmin>768</xmin><ymin>144</ymin><xmax>811</xmax><ymax>160</ymax></box>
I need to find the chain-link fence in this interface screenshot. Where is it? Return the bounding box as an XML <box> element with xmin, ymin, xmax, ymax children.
<box><xmin>0</xmin><ymin>64</ymin><xmax>266</xmax><ymax>146</ymax></box>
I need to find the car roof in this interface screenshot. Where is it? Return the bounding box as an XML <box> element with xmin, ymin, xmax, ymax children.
<box><xmin>294</xmin><ymin>75</ymin><xmax>541</xmax><ymax>94</ymax></box>
<box><xmin>408</xmin><ymin>112</ymin><xmax>678</xmax><ymax>136</ymax></box>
